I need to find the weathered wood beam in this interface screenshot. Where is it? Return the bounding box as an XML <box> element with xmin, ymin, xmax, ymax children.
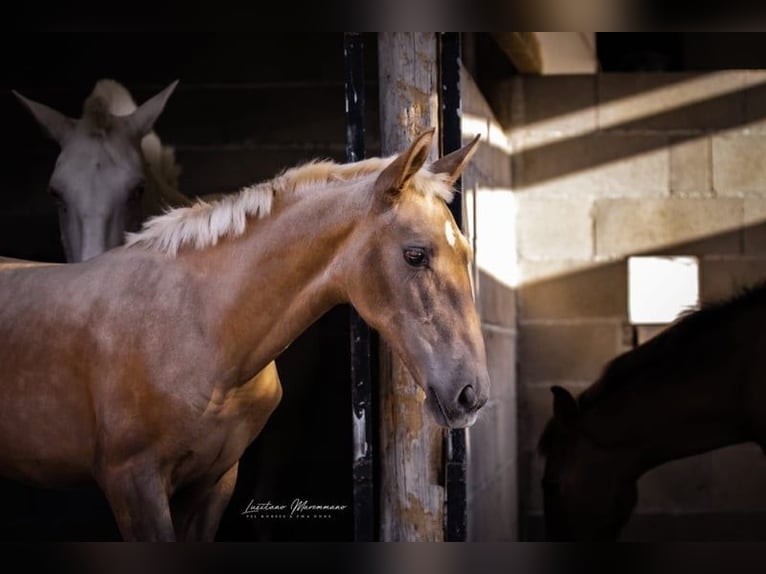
<box><xmin>377</xmin><ymin>32</ymin><xmax>444</xmax><ymax>542</ymax></box>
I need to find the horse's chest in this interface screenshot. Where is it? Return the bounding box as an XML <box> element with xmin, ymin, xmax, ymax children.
<box><xmin>170</xmin><ymin>369</ymin><xmax>282</xmax><ymax>487</ymax></box>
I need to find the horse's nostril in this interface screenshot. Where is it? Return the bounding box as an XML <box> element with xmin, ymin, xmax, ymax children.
<box><xmin>458</xmin><ymin>384</ymin><xmax>477</xmax><ymax>410</ymax></box>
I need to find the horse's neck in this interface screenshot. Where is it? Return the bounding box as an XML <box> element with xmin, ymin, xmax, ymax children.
<box><xmin>181</xmin><ymin>183</ymin><xmax>366</xmax><ymax>384</ymax></box>
<box><xmin>581</xmin><ymin>373</ymin><xmax>750</xmax><ymax>481</ymax></box>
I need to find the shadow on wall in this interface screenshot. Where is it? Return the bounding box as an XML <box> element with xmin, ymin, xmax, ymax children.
<box><xmin>504</xmin><ymin>74</ymin><xmax>766</xmax><ymax>193</ymax></box>
<box><xmin>518</xmin><ymin>222</ymin><xmax>766</xmax><ymax>542</ymax></box>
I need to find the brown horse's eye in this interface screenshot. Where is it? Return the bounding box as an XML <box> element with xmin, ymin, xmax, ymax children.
<box><xmin>403</xmin><ymin>248</ymin><xmax>427</xmax><ymax>267</ymax></box>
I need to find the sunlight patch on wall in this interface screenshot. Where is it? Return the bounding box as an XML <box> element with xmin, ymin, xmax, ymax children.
<box><xmin>462</xmin><ymin>113</ymin><xmax>513</xmax><ymax>155</ymax></box>
<box><xmin>628</xmin><ymin>255</ymin><xmax>699</xmax><ymax>325</ymax></box>
<box><xmin>514</xmin><ymin>72</ymin><xmax>764</xmax><ymax>154</ymax></box>
<box><xmin>473</xmin><ymin>187</ymin><xmax>518</xmax><ymax>289</ymax></box>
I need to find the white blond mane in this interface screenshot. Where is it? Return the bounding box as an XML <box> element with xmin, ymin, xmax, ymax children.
<box><xmin>125</xmin><ymin>157</ymin><xmax>455</xmax><ymax>256</ymax></box>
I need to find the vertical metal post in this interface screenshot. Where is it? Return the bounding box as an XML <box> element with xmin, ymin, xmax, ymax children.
<box><xmin>344</xmin><ymin>32</ymin><xmax>375</xmax><ymax>542</ymax></box>
<box><xmin>439</xmin><ymin>31</ymin><xmax>468</xmax><ymax>542</ymax></box>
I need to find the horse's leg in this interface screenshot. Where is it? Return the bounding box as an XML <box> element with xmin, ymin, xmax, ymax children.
<box><xmin>172</xmin><ymin>463</ymin><xmax>239</xmax><ymax>542</ymax></box>
<box><xmin>98</xmin><ymin>462</ymin><xmax>176</xmax><ymax>542</ymax></box>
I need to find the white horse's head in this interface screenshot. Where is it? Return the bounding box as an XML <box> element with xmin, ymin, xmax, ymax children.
<box><xmin>14</xmin><ymin>80</ymin><xmax>178</xmax><ymax>262</ymax></box>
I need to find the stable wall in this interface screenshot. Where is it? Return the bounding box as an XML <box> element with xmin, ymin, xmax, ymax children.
<box><xmin>461</xmin><ymin>66</ymin><xmax>518</xmax><ymax>541</ymax></box>
<box><xmin>506</xmin><ymin>71</ymin><xmax>766</xmax><ymax>540</ymax></box>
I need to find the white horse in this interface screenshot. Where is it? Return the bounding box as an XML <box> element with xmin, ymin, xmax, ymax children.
<box><xmin>14</xmin><ymin>79</ymin><xmax>189</xmax><ymax>262</ymax></box>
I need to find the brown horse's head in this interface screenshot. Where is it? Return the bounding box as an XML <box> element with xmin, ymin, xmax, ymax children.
<box><xmin>539</xmin><ymin>386</ymin><xmax>638</xmax><ymax>541</ymax></box>
<box><xmin>345</xmin><ymin>129</ymin><xmax>489</xmax><ymax>429</ymax></box>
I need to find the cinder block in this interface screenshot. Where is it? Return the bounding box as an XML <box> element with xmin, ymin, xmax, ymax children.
<box><xmin>478</xmin><ymin>269</ymin><xmax>517</xmax><ymax>328</ymax></box>
<box><xmin>744</xmin><ymin>198</ymin><xmax>766</xmax><ymax>254</ymax></box>
<box><xmin>712</xmin><ymin>443</ymin><xmax>766</xmax><ymax>511</ymax></box>
<box><xmin>482</xmin><ymin>327</ymin><xmax>517</xmax><ymax>402</ymax></box>
<box><xmin>468</xmin><ymin>393</ymin><xmax>517</xmax><ymax>502</ymax></box>
<box><xmin>742</xmin><ymin>70</ymin><xmax>766</xmax><ymax>132</ymax></box>
<box><xmin>461</xmin><ymin>65</ymin><xmax>496</xmax><ymax>120</ymax></box>
<box><xmin>594</xmin><ymin>198</ymin><xmax>743</xmax><ymax>257</ymax></box>
<box><xmin>635</xmin><ymin>453</ymin><xmax>712</xmax><ymax>513</ymax></box>
<box><xmin>468</xmin><ymin>468</ymin><xmax>518</xmax><ymax>541</ymax></box>
<box><xmin>176</xmin><ymin>148</ymin><xmax>345</xmax><ymax>198</ymax></box>
<box><xmin>513</xmin><ymin>133</ymin><xmax>669</xmax><ymax>198</ymax></box>
<box><xmin>517</xmin><ymin>197</ymin><xmax>593</xmax><ymax>260</ymax></box>
<box><xmin>468</xmin><ymin>400</ymin><xmax>500</xmax><ymax>492</ymax></box>
<box><xmin>670</xmin><ymin>136</ymin><xmax>712</xmax><ymax>195</ymax></box>
<box><xmin>700</xmin><ymin>257</ymin><xmax>766</xmax><ymax>303</ymax></box>
<box><xmin>471</xmin><ymin>141</ymin><xmax>511</xmax><ymax>187</ymax></box>
<box><xmin>494</xmin><ymin>391</ymin><xmax>518</xmax><ymax>469</ymax></box>
<box><xmin>518</xmin><ymin>259</ymin><xmax>627</xmax><ymax>320</ymax></box>
<box><xmin>474</xmin><ymin>187</ymin><xmax>517</xmax><ymax>287</ymax></box>
<box><xmin>161</xmin><ymin>85</ymin><xmax>350</xmax><ymax>147</ymax></box>
<box><xmin>713</xmin><ymin>134</ymin><xmax>766</xmax><ymax>195</ymax></box>
<box><xmin>509</xmin><ymin>76</ymin><xmax>597</xmax><ymax>135</ymax></box>
<box><xmin>636</xmin><ymin>324</ymin><xmax>667</xmax><ymax>345</ymax></box>
<box><xmin>519</xmin><ymin>322</ymin><xmax>625</xmax><ymax>384</ymax></box>
<box><xmin>598</xmin><ymin>72</ymin><xmax>746</xmax><ymax>131</ymax></box>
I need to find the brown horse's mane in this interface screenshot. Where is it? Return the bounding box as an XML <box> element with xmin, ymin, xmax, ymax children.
<box><xmin>538</xmin><ymin>279</ymin><xmax>766</xmax><ymax>455</ymax></box>
<box><xmin>125</xmin><ymin>156</ymin><xmax>454</xmax><ymax>256</ymax></box>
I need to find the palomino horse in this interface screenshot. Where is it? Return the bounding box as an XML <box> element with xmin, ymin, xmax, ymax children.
<box><xmin>14</xmin><ymin>79</ymin><xmax>189</xmax><ymax>262</ymax></box>
<box><xmin>538</xmin><ymin>281</ymin><xmax>766</xmax><ymax>540</ymax></box>
<box><xmin>0</xmin><ymin>129</ymin><xmax>489</xmax><ymax>541</ymax></box>
<box><xmin>11</xmin><ymin>78</ymin><xmax>284</xmax><ymax>540</ymax></box>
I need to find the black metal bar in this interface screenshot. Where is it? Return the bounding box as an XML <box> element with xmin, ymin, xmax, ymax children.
<box><xmin>439</xmin><ymin>31</ymin><xmax>469</xmax><ymax>543</ymax></box>
<box><xmin>344</xmin><ymin>32</ymin><xmax>375</xmax><ymax>542</ymax></box>
<box><xmin>440</xmin><ymin>31</ymin><xmax>463</xmax><ymax>230</ymax></box>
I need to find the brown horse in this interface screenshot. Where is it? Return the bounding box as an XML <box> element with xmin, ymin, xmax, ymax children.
<box><xmin>0</xmin><ymin>129</ymin><xmax>489</xmax><ymax>541</ymax></box>
<box><xmin>538</xmin><ymin>281</ymin><xmax>766</xmax><ymax>540</ymax></box>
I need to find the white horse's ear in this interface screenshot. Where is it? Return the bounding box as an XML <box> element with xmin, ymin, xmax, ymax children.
<box><xmin>124</xmin><ymin>80</ymin><xmax>179</xmax><ymax>137</ymax></box>
<box><xmin>374</xmin><ymin>128</ymin><xmax>435</xmax><ymax>199</ymax></box>
<box><xmin>13</xmin><ymin>91</ymin><xmax>76</xmax><ymax>145</ymax></box>
<box><xmin>429</xmin><ymin>134</ymin><xmax>481</xmax><ymax>186</ymax></box>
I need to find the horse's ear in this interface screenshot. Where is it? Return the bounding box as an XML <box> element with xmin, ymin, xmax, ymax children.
<box><xmin>551</xmin><ymin>385</ymin><xmax>578</xmax><ymax>427</ymax></box>
<box><xmin>429</xmin><ymin>134</ymin><xmax>481</xmax><ymax>186</ymax></box>
<box><xmin>373</xmin><ymin>128</ymin><xmax>436</xmax><ymax>199</ymax></box>
<box><xmin>13</xmin><ymin>91</ymin><xmax>75</xmax><ymax>145</ymax></box>
<box><xmin>124</xmin><ymin>79</ymin><xmax>179</xmax><ymax>137</ymax></box>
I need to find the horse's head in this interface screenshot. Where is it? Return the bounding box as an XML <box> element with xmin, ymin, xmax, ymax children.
<box><xmin>345</xmin><ymin>129</ymin><xmax>489</xmax><ymax>429</ymax></box>
<box><xmin>539</xmin><ymin>386</ymin><xmax>638</xmax><ymax>541</ymax></box>
<box><xmin>14</xmin><ymin>81</ymin><xmax>178</xmax><ymax>262</ymax></box>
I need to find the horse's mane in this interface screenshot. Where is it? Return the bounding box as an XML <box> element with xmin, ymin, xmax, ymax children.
<box><xmin>579</xmin><ymin>279</ymin><xmax>766</xmax><ymax>410</ymax></box>
<box><xmin>125</xmin><ymin>157</ymin><xmax>455</xmax><ymax>256</ymax></box>
<box><xmin>84</xmin><ymin>79</ymin><xmax>185</xmax><ymax>207</ymax></box>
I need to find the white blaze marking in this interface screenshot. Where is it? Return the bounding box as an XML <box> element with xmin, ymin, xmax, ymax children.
<box><xmin>445</xmin><ymin>220</ymin><xmax>457</xmax><ymax>249</ymax></box>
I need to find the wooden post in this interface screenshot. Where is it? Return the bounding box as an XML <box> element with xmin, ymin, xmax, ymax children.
<box><xmin>377</xmin><ymin>32</ymin><xmax>443</xmax><ymax>542</ymax></box>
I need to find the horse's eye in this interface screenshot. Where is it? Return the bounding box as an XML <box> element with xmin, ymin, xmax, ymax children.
<box><xmin>403</xmin><ymin>248</ymin><xmax>427</xmax><ymax>267</ymax></box>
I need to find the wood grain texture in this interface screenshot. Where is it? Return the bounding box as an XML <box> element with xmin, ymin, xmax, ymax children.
<box><xmin>377</xmin><ymin>32</ymin><xmax>444</xmax><ymax>542</ymax></box>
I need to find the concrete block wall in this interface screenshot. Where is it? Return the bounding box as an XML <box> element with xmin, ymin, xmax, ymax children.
<box><xmin>460</xmin><ymin>66</ymin><xmax>517</xmax><ymax>541</ymax></box>
<box><xmin>506</xmin><ymin>71</ymin><xmax>766</xmax><ymax>540</ymax></box>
